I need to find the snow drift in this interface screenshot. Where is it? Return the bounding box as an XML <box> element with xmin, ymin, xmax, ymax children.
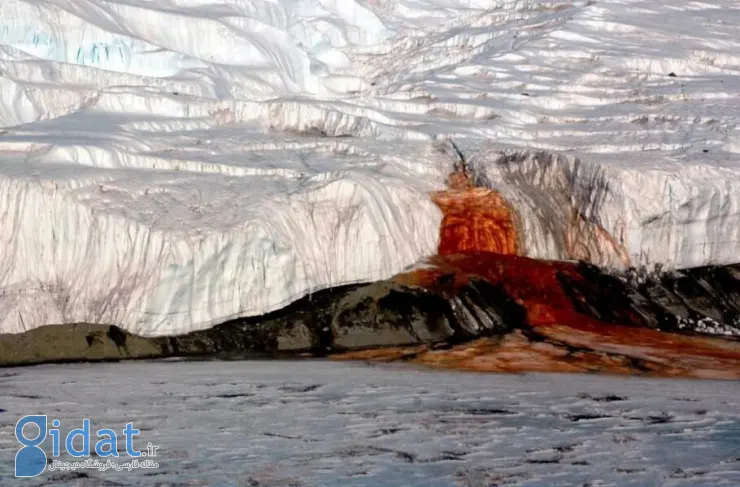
<box><xmin>1</xmin><ymin>0</ymin><xmax>740</xmax><ymax>335</ymax></box>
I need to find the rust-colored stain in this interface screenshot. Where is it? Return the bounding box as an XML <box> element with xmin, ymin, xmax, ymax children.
<box><xmin>399</xmin><ymin>252</ymin><xmax>740</xmax><ymax>379</ymax></box>
<box><xmin>336</xmin><ymin>328</ymin><xmax>740</xmax><ymax>379</ymax></box>
<box><xmin>335</xmin><ymin>170</ymin><xmax>740</xmax><ymax>379</ymax></box>
<box><xmin>565</xmin><ymin>207</ymin><xmax>632</xmax><ymax>268</ymax></box>
<box><xmin>396</xmin><ymin>252</ymin><xmax>605</xmax><ymax>327</ymax></box>
<box><xmin>432</xmin><ymin>187</ymin><xmax>519</xmax><ymax>256</ymax></box>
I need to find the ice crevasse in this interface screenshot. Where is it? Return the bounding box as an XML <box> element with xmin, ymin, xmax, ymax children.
<box><xmin>1</xmin><ymin>0</ymin><xmax>740</xmax><ymax>335</ymax></box>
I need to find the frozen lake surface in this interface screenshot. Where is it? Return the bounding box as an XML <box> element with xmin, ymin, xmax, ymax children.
<box><xmin>1</xmin><ymin>360</ymin><xmax>739</xmax><ymax>486</ymax></box>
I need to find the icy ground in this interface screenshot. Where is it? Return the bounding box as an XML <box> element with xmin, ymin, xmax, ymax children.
<box><xmin>0</xmin><ymin>361</ymin><xmax>739</xmax><ymax>486</ymax></box>
<box><xmin>2</xmin><ymin>0</ymin><xmax>740</xmax><ymax>335</ymax></box>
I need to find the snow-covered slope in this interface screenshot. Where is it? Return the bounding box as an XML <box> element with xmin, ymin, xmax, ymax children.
<box><xmin>1</xmin><ymin>0</ymin><xmax>740</xmax><ymax>335</ymax></box>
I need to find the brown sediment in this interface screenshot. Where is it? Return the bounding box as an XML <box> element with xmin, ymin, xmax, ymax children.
<box><xmin>406</xmin><ymin>251</ymin><xmax>740</xmax><ymax>378</ymax></box>
<box><xmin>336</xmin><ymin>328</ymin><xmax>740</xmax><ymax>379</ymax></box>
<box><xmin>334</xmin><ymin>168</ymin><xmax>740</xmax><ymax>379</ymax></box>
<box><xmin>534</xmin><ymin>323</ymin><xmax>740</xmax><ymax>379</ymax></box>
<box><xmin>338</xmin><ymin>253</ymin><xmax>740</xmax><ymax>379</ymax></box>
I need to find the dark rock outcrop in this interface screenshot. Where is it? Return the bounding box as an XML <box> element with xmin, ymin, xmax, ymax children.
<box><xmin>563</xmin><ymin>262</ymin><xmax>740</xmax><ymax>334</ymax></box>
<box><xmin>0</xmin><ymin>277</ymin><xmax>522</xmax><ymax>367</ymax></box>
<box><xmin>1</xmin><ymin>256</ymin><xmax>738</xmax><ymax>370</ymax></box>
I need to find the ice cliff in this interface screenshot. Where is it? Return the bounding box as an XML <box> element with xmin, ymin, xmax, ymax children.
<box><xmin>1</xmin><ymin>0</ymin><xmax>740</xmax><ymax>335</ymax></box>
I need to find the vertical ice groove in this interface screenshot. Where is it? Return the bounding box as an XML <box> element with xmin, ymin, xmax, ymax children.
<box><xmin>473</xmin><ymin>148</ymin><xmax>740</xmax><ymax>270</ymax></box>
<box><xmin>0</xmin><ymin>162</ymin><xmax>444</xmax><ymax>335</ymax></box>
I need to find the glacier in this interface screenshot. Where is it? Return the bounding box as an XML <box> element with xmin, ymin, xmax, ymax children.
<box><xmin>1</xmin><ymin>0</ymin><xmax>740</xmax><ymax>335</ymax></box>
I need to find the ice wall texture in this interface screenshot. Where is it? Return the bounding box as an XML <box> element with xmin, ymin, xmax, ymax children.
<box><xmin>1</xmin><ymin>0</ymin><xmax>740</xmax><ymax>334</ymax></box>
<box><xmin>474</xmin><ymin>149</ymin><xmax>740</xmax><ymax>270</ymax></box>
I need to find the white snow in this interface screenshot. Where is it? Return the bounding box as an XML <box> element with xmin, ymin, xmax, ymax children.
<box><xmin>2</xmin><ymin>0</ymin><xmax>740</xmax><ymax>334</ymax></box>
<box><xmin>1</xmin><ymin>360</ymin><xmax>739</xmax><ymax>486</ymax></box>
